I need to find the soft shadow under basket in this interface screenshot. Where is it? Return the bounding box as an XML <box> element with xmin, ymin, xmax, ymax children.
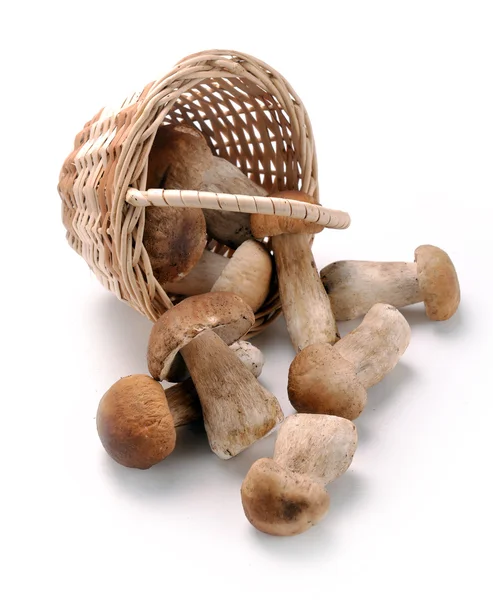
<box><xmin>58</xmin><ymin>49</ymin><xmax>350</xmax><ymax>338</ymax></box>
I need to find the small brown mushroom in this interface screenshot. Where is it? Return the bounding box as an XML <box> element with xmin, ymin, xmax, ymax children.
<box><xmin>241</xmin><ymin>413</ymin><xmax>357</xmax><ymax>536</ymax></box>
<box><xmin>161</xmin><ymin>240</ymin><xmax>273</xmax><ymax>312</ymax></box>
<box><xmin>320</xmin><ymin>245</ymin><xmax>460</xmax><ymax>321</ymax></box>
<box><xmin>251</xmin><ymin>190</ymin><xmax>339</xmax><ymax>352</ymax></box>
<box><xmin>147</xmin><ymin>292</ymin><xmax>283</xmax><ymax>459</ymax></box>
<box><xmin>288</xmin><ymin>304</ymin><xmax>411</xmax><ymax>420</ymax></box>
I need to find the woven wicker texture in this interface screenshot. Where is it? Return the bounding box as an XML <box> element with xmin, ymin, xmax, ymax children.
<box><xmin>58</xmin><ymin>49</ymin><xmax>350</xmax><ymax>335</ymax></box>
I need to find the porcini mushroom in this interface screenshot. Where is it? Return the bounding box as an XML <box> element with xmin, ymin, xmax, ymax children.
<box><xmin>320</xmin><ymin>244</ymin><xmax>461</xmax><ymax>321</ymax></box>
<box><xmin>241</xmin><ymin>413</ymin><xmax>357</xmax><ymax>536</ymax></box>
<box><xmin>161</xmin><ymin>240</ymin><xmax>272</xmax><ymax>312</ymax></box>
<box><xmin>147</xmin><ymin>292</ymin><xmax>283</xmax><ymax>458</ymax></box>
<box><xmin>146</xmin><ymin>123</ymin><xmax>268</xmax><ymax>249</ymax></box>
<box><xmin>251</xmin><ymin>190</ymin><xmax>339</xmax><ymax>351</ymax></box>
<box><xmin>288</xmin><ymin>303</ymin><xmax>411</xmax><ymax>420</ymax></box>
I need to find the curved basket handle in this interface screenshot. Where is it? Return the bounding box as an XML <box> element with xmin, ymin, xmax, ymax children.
<box><xmin>126</xmin><ymin>188</ymin><xmax>351</xmax><ymax>230</ymax></box>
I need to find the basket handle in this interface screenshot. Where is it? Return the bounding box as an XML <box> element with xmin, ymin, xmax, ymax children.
<box><xmin>125</xmin><ymin>188</ymin><xmax>351</xmax><ymax>230</ymax></box>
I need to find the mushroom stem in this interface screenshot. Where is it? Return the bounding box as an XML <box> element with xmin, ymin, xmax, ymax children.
<box><xmin>166</xmin><ymin>379</ymin><xmax>202</xmax><ymax>427</ymax></box>
<box><xmin>180</xmin><ymin>331</ymin><xmax>283</xmax><ymax>459</ymax></box>
<box><xmin>335</xmin><ymin>303</ymin><xmax>411</xmax><ymax>388</ymax></box>
<box><xmin>201</xmin><ymin>156</ymin><xmax>268</xmax><ymax>248</ymax></box>
<box><xmin>272</xmin><ymin>234</ymin><xmax>339</xmax><ymax>352</ymax></box>
<box><xmin>162</xmin><ymin>240</ymin><xmax>272</xmax><ymax>312</ymax></box>
<box><xmin>272</xmin><ymin>414</ymin><xmax>358</xmax><ymax>485</ymax></box>
<box><xmin>321</xmin><ymin>260</ymin><xmax>422</xmax><ymax>320</ymax></box>
<box><xmin>165</xmin><ymin>340</ymin><xmax>265</xmax><ymax>427</ymax></box>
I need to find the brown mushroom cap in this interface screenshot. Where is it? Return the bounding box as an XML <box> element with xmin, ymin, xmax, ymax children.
<box><xmin>96</xmin><ymin>375</ymin><xmax>176</xmax><ymax>469</ymax></box>
<box><xmin>143</xmin><ymin>207</ymin><xmax>206</xmax><ymax>279</ymax></box>
<box><xmin>147</xmin><ymin>124</ymin><xmax>213</xmax><ymax>190</ymax></box>
<box><xmin>147</xmin><ymin>292</ymin><xmax>255</xmax><ymax>382</ymax></box>
<box><xmin>143</xmin><ymin>124</ymin><xmax>211</xmax><ymax>278</ymax></box>
<box><xmin>250</xmin><ymin>190</ymin><xmax>324</xmax><ymax>238</ymax></box>
<box><xmin>288</xmin><ymin>343</ymin><xmax>367</xmax><ymax>420</ymax></box>
<box><xmin>241</xmin><ymin>458</ymin><xmax>330</xmax><ymax>536</ymax></box>
<box><xmin>415</xmin><ymin>245</ymin><xmax>460</xmax><ymax>320</ymax></box>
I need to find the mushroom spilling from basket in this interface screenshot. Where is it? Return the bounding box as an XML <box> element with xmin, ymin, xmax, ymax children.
<box><xmin>59</xmin><ymin>50</ymin><xmax>461</xmax><ymax>539</ymax></box>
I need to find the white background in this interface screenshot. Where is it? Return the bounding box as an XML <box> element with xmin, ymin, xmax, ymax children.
<box><xmin>2</xmin><ymin>1</ymin><xmax>492</xmax><ymax>598</ymax></box>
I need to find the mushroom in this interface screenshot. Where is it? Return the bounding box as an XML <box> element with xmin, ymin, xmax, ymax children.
<box><xmin>147</xmin><ymin>292</ymin><xmax>283</xmax><ymax>458</ymax></box>
<box><xmin>288</xmin><ymin>303</ymin><xmax>411</xmax><ymax>420</ymax></box>
<box><xmin>241</xmin><ymin>413</ymin><xmax>358</xmax><ymax>536</ymax></box>
<box><xmin>161</xmin><ymin>239</ymin><xmax>273</xmax><ymax>311</ymax></box>
<box><xmin>251</xmin><ymin>190</ymin><xmax>339</xmax><ymax>352</ymax></box>
<box><xmin>97</xmin><ymin>342</ymin><xmax>264</xmax><ymax>468</ymax></box>
<box><xmin>143</xmin><ymin>124</ymin><xmax>208</xmax><ymax>279</ymax></box>
<box><xmin>146</xmin><ymin>123</ymin><xmax>268</xmax><ymax>249</ymax></box>
<box><xmin>320</xmin><ymin>244</ymin><xmax>460</xmax><ymax>321</ymax></box>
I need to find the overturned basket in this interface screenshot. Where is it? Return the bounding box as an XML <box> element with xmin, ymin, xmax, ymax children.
<box><xmin>58</xmin><ymin>49</ymin><xmax>350</xmax><ymax>337</ymax></box>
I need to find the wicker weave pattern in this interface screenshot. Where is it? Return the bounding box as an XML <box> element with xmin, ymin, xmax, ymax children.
<box><xmin>58</xmin><ymin>49</ymin><xmax>350</xmax><ymax>334</ymax></box>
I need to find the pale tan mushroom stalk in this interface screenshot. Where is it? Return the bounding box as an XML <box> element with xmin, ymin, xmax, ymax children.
<box><xmin>200</xmin><ymin>156</ymin><xmax>268</xmax><ymax>248</ymax></box>
<box><xmin>147</xmin><ymin>124</ymin><xmax>268</xmax><ymax>249</ymax></box>
<box><xmin>321</xmin><ymin>245</ymin><xmax>461</xmax><ymax>321</ymax></box>
<box><xmin>165</xmin><ymin>340</ymin><xmax>265</xmax><ymax>426</ymax></box>
<box><xmin>161</xmin><ymin>240</ymin><xmax>272</xmax><ymax>311</ymax></box>
<box><xmin>251</xmin><ymin>190</ymin><xmax>339</xmax><ymax>352</ymax></box>
<box><xmin>288</xmin><ymin>304</ymin><xmax>411</xmax><ymax>420</ymax></box>
<box><xmin>147</xmin><ymin>292</ymin><xmax>283</xmax><ymax>459</ymax></box>
<box><xmin>241</xmin><ymin>414</ymin><xmax>357</xmax><ymax>536</ymax></box>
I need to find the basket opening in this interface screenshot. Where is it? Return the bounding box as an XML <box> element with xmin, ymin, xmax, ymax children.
<box><xmin>158</xmin><ymin>76</ymin><xmax>303</xmax><ymax>195</ymax></box>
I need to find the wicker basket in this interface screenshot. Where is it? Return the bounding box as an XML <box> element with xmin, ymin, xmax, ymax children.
<box><xmin>58</xmin><ymin>49</ymin><xmax>350</xmax><ymax>337</ymax></box>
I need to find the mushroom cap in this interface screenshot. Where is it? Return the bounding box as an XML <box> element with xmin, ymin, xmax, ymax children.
<box><xmin>147</xmin><ymin>292</ymin><xmax>255</xmax><ymax>382</ymax></box>
<box><xmin>144</xmin><ymin>206</ymin><xmax>207</xmax><ymax>279</ymax></box>
<box><xmin>241</xmin><ymin>458</ymin><xmax>330</xmax><ymax>536</ymax></box>
<box><xmin>415</xmin><ymin>245</ymin><xmax>460</xmax><ymax>320</ymax></box>
<box><xmin>211</xmin><ymin>240</ymin><xmax>273</xmax><ymax>311</ymax></box>
<box><xmin>250</xmin><ymin>190</ymin><xmax>324</xmax><ymax>238</ymax></box>
<box><xmin>96</xmin><ymin>375</ymin><xmax>176</xmax><ymax>469</ymax></box>
<box><xmin>146</xmin><ymin>124</ymin><xmax>213</xmax><ymax>190</ymax></box>
<box><xmin>273</xmin><ymin>413</ymin><xmax>358</xmax><ymax>485</ymax></box>
<box><xmin>144</xmin><ymin>124</ymin><xmax>211</xmax><ymax>278</ymax></box>
<box><xmin>288</xmin><ymin>343</ymin><xmax>367</xmax><ymax>420</ymax></box>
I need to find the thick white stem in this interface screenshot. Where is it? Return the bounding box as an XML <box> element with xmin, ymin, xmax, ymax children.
<box><xmin>166</xmin><ymin>340</ymin><xmax>264</xmax><ymax>426</ymax></box>
<box><xmin>180</xmin><ymin>331</ymin><xmax>283</xmax><ymax>459</ymax></box>
<box><xmin>321</xmin><ymin>261</ymin><xmax>422</xmax><ymax>321</ymax></box>
<box><xmin>200</xmin><ymin>156</ymin><xmax>268</xmax><ymax>248</ymax></box>
<box><xmin>273</xmin><ymin>414</ymin><xmax>358</xmax><ymax>485</ymax></box>
<box><xmin>335</xmin><ymin>304</ymin><xmax>411</xmax><ymax>388</ymax></box>
<box><xmin>273</xmin><ymin>234</ymin><xmax>339</xmax><ymax>352</ymax></box>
